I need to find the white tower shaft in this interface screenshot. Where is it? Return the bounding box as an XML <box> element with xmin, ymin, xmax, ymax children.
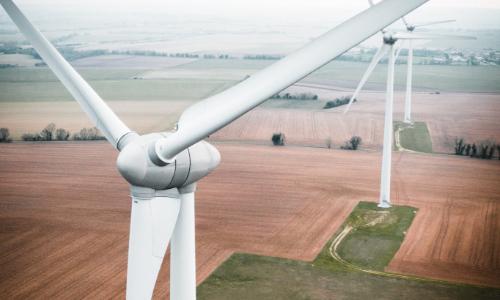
<box><xmin>404</xmin><ymin>39</ymin><xmax>414</xmax><ymax>124</ymax></box>
<box><xmin>170</xmin><ymin>187</ymin><xmax>197</xmax><ymax>300</ymax></box>
<box><xmin>379</xmin><ymin>44</ymin><xmax>396</xmax><ymax>208</ymax></box>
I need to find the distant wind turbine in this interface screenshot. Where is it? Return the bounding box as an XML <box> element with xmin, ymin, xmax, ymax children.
<box><xmin>399</xmin><ymin>17</ymin><xmax>459</xmax><ymax>123</ymax></box>
<box><xmin>344</xmin><ymin>30</ymin><xmax>475</xmax><ymax>208</ymax></box>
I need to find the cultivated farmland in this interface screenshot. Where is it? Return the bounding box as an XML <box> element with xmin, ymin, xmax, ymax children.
<box><xmin>0</xmin><ymin>143</ymin><xmax>498</xmax><ymax>299</ymax></box>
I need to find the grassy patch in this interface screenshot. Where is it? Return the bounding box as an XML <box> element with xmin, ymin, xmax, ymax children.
<box><xmin>338</xmin><ymin>202</ymin><xmax>417</xmax><ymax>271</ymax></box>
<box><xmin>394</xmin><ymin>121</ymin><xmax>433</xmax><ymax>153</ymax></box>
<box><xmin>197</xmin><ymin>202</ymin><xmax>500</xmax><ymax>300</ymax></box>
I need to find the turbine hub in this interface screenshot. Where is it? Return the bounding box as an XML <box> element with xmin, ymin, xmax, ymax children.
<box><xmin>116</xmin><ymin>132</ymin><xmax>220</xmax><ymax>190</ymax></box>
<box><xmin>383</xmin><ymin>32</ymin><xmax>397</xmax><ymax>45</ymax></box>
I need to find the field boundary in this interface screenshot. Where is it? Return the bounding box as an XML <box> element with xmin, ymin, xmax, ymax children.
<box><xmin>328</xmin><ymin>224</ymin><xmax>489</xmax><ymax>287</ymax></box>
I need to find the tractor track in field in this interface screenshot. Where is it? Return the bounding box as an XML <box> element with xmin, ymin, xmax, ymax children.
<box><xmin>327</xmin><ymin>225</ymin><xmax>476</xmax><ymax>286</ymax></box>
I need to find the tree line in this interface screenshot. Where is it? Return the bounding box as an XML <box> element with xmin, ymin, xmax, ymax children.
<box><xmin>270</xmin><ymin>92</ymin><xmax>318</xmax><ymax>101</ymax></box>
<box><xmin>10</xmin><ymin>123</ymin><xmax>106</xmax><ymax>141</ymax></box>
<box><xmin>454</xmin><ymin>138</ymin><xmax>499</xmax><ymax>160</ymax></box>
<box><xmin>272</xmin><ymin>132</ymin><xmax>362</xmax><ymax>151</ymax></box>
<box><xmin>323</xmin><ymin>96</ymin><xmax>355</xmax><ymax>109</ymax></box>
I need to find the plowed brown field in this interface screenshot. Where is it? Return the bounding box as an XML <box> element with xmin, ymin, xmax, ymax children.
<box><xmin>0</xmin><ymin>142</ymin><xmax>499</xmax><ymax>299</ymax></box>
<box><xmin>211</xmin><ymin>90</ymin><xmax>500</xmax><ymax>153</ymax></box>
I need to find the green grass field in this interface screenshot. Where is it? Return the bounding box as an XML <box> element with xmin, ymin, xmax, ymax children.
<box><xmin>180</xmin><ymin>59</ymin><xmax>500</xmax><ymax>93</ymax></box>
<box><xmin>197</xmin><ymin>202</ymin><xmax>500</xmax><ymax>300</ymax></box>
<box><xmin>1</xmin><ymin>59</ymin><xmax>499</xmax><ymax>104</ymax></box>
<box><xmin>337</xmin><ymin>202</ymin><xmax>417</xmax><ymax>271</ymax></box>
<box><xmin>0</xmin><ymin>68</ymin><xmax>235</xmax><ymax>102</ymax></box>
<box><xmin>394</xmin><ymin>121</ymin><xmax>433</xmax><ymax>153</ymax></box>
<box><xmin>304</xmin><ymin>61</ymin><xmax>500</xmax><ymax>93</ymax></box>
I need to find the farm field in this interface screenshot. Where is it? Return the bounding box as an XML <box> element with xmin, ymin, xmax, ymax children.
<box><xmin>1</xmin><ymin>59</ymin><xmax>500</xmax><ymax>152</ymax></box>
<box><xmin>212</xmin><ymin>90</ymin><xmax>500</xmax><ymax>154</ymax></box>
<box><xmin>0</xmin><ymin>143</ymin><xmax>499</xmax><ymax>299</ymax></box>
<box><xmin>198</xmin><ymin>203</ymin><xmax>499</xmax><ymax>300</ymax></box>
<box><xmin>0</xmin><ymin>67</ymin><xmax>234</xmax><ymax>102</ymax></box>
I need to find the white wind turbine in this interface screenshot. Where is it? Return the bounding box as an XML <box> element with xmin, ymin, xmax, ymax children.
<box><xmin>343</xmin><ymin>30</ymin><xmax>474</xmax><ymax>208</ymax></box>
<box><xmin>1</xmin><ymin>0</ymin><xmax>430</xmax><ymax>299</ymax></box>
<box><xmin>400</xmin><ymin>17</ymin><xmax>458</xmax><ymax>124</ymax></box>
<box><xmin>368</xmin><ymin>0</ymin><xmax>461</xmax><ymax>125</ymax></box>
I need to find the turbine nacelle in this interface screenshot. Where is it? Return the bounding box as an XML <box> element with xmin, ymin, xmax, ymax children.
<box><xmin>117</xmin><ymin>133</ymin><xmax>220</xmax><ymax>190</ymax></box>
<box><xmin>383</xmin><ymin>32</ymin><xmax>398</xmax><ymax>44</ymax></box>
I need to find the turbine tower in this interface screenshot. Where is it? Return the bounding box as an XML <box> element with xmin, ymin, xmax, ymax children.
<box><xmin>368</xmin><ymin>0</ymin><xmax>474</xmax><ymax>124</ymax></box>
<box><xmin>344</xmin><ymin>29</ymin><xmax>475</xmax><ymax>208</ymax></box>
<box><xmin>1</xmin><ymin>0</ymin><xmax>430</xmax><ymax>298</ymax></box>
<box><xmin>400</xmin><ymin>18</ymin><xmax>457</xmax><ymax>124</ymax></box>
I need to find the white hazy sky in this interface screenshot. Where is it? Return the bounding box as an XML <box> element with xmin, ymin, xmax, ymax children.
<box><xmin>3</xmin><ymin>0</ymin><xmax>499</xmax><ymax>28</ymax></box>
<box><xmin>2</xmin><ymin>0</ymin><xmax>500</xmax><ymax>32</ymax></box>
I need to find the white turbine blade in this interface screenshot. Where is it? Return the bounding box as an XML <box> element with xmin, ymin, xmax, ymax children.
<box><xmin>170</xmin><ymin>188</ymin><xmax>196</xmax><ymax>300</ymax></box>
<box><xmin>394</xmin><ymin>40</ymin><xmax>407</xmax><ymax>62</ymax></box>
<box><xmin>154</xmin><ymin>0</ymin><xmax>430</xmax><ymax>162</ymax></box>
<box><xmin>401</xmin><ymin>16</ymin><xmax>410</xmax><ymax>29</ymax></box>
<box><xmin>127</xmin><ymin>195</ymin><xmax>181</xmax><ymax>300</ymax></box>
<box><xmin>0</xmin><ymin>0</ymin><xmax>131</xmax><ymax>147</ymax></box>
<box><xmin>393</xmin><ymin>32</ymin><xmax>476</xmax><ymax>40</ymax></box>
<box><xmin>413</xmin><ymin>19</ymin><xmax>456</xmax><ymax>28</ymax></box>
<box><xmin>344</xmin><ymin>44</ymin><xmax>389</xmax><ymax>114</ymax></box>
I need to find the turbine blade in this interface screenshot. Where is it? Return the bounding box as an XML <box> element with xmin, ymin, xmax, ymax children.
<box><xmin>154</xmin><ymin>0</ymin><xmax>430</xmax><ymax>162</ymax></box>
<box><xmin>126</xmin><ymin>194</ymin><xmax>181</xmax><ymax>300</ymax></box>
<box><xmin>413</xmin><ymin>19</ymin><xmax>456</xmax><ymax>28</ymax></box>
<box><xmin>393</xmin><ymin>32</ymin><xmax>476</xmax><ymax>40</ymax></box>
<box><xmin>344</xmin><ymin>44</ymin><xmax>389</xmax><ymax>114</ymax></box>
<box><xmin>401</xmin><ymin>16</ymin><xmax>410</xmax><ymax>29</ymax></box>
<box><xmin>394</xmin><ymin>40</ymin><xmax>407</xmax><ymax>61</ymax></box>
<box><xmin>170</xmin><ymin>188</ymin><xmax>197</xmax><ymax>300</ymax></box>
<box><xmin>0</xmin><ymin>0</ymin><xmax>131</xmax><ymax>148</ymax></box>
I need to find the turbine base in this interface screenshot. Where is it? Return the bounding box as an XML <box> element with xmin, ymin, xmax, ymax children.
<box><xmin>378</xmin><ymin>201</ymin><xmax>392</xmax><ymax>208</ymax></box>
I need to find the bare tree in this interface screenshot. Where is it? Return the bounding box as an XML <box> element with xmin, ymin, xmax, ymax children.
<box><xmin>325</xmin><ymin>137</ymin><xmax>332</xmax><ymax>149</ymax></box>
<box><xmin>55</xmin><ymin>128</ymin><xmax>70</xmax><ymax>141</ymax></box>
<box><xmin>271</xmin><ymin>133</ymin><xmax>285</xmax><ymax>146</ymax></box>
<box><xmin>0</xmin><ymin>128</ymin><xmax>12</xmax><ymax>143</ymax></box>
<box><xmin>471</xmin><ymin>143</ymin><xmax>477</xmax><ymax>158</ymax></box>
<box><xmin>488</xmin><ymin>144</ymin><xmax>495</xmax><ymax>159</ymax></box>
<box><xmin>341</xmin><ymin>136</ymin><xmax>362</xmax><ymax>150</ymax></box>
<box><xmin>465</xmin><ymin>144</ymin><xmax>471</xmax><ymax>156</ymax></box>
<box><xmin>73</xmin><ymin>127</ymin><xmax>105</xmax><ymax>140</ymax></box>
<box><xmin>40</xmin><ymin>123</ymin><xmax>56</xmax><ymax>141</ymax></box>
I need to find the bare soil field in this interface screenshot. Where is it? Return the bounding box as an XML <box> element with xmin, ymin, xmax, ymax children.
<box><xmin>0</xmin><ymin>142</ymin><xmax>498</xmax><ymax>299</ymax></box>
<box><xmin>211</xmin><ymin>89</ymin><xmax>500</xmax><ymax>153</ymax></box>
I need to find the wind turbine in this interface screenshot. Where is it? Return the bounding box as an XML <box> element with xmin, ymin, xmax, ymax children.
<box><xmin>1</xmin><ymin>0</ymin><xmax>430</xmax><ymax>298</ymax></box>
<box><xmin>344</xmin><ymin>30</ymin><xmax>475</xmax><ymax>208</ymax></box>
<box><xmin>368</xmin><ymin>0</ymin><xmax>473</xmax><ymax>124</ymax></box>
<box><xmin>400</xmin><ymin>17</ymin><xmax>458</xmax><ymax>124</ymax></box>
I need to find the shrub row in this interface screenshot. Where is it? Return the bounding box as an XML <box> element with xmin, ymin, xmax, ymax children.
<box><xmin>455</xmin><ymin>138</ymin><xmax>498</xmax><ymax>160</ymax></box>
<box><xmin>271</xmin><ymin>132</ymin><xmax>362</xmax><ymax>151</ymax></box>
<box><xmin>270</xmin><ymin>92</ymin><xmax>318</xmax><ymax>101</ymax></box>
<box><xmin>323</xmin><ymin>96</ymin><xmax>355</xmax><ymax>109</ymax></box>
<box><xmin>19</xmin><ymin>123</ymin><xmax>105</xmax><ymax>141</ymax></box>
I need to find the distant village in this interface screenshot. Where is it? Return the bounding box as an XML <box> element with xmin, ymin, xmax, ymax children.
<box><xmin>1</xmin><ymin>41</ymin><xmax>500</xmax><ymax>67</ymax></box>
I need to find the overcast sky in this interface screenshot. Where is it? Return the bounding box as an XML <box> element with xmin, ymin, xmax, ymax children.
<box><xmin>2</xmin><ymin>0</ymin><xmax>500</xmax><ymax>30</ymax></box>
